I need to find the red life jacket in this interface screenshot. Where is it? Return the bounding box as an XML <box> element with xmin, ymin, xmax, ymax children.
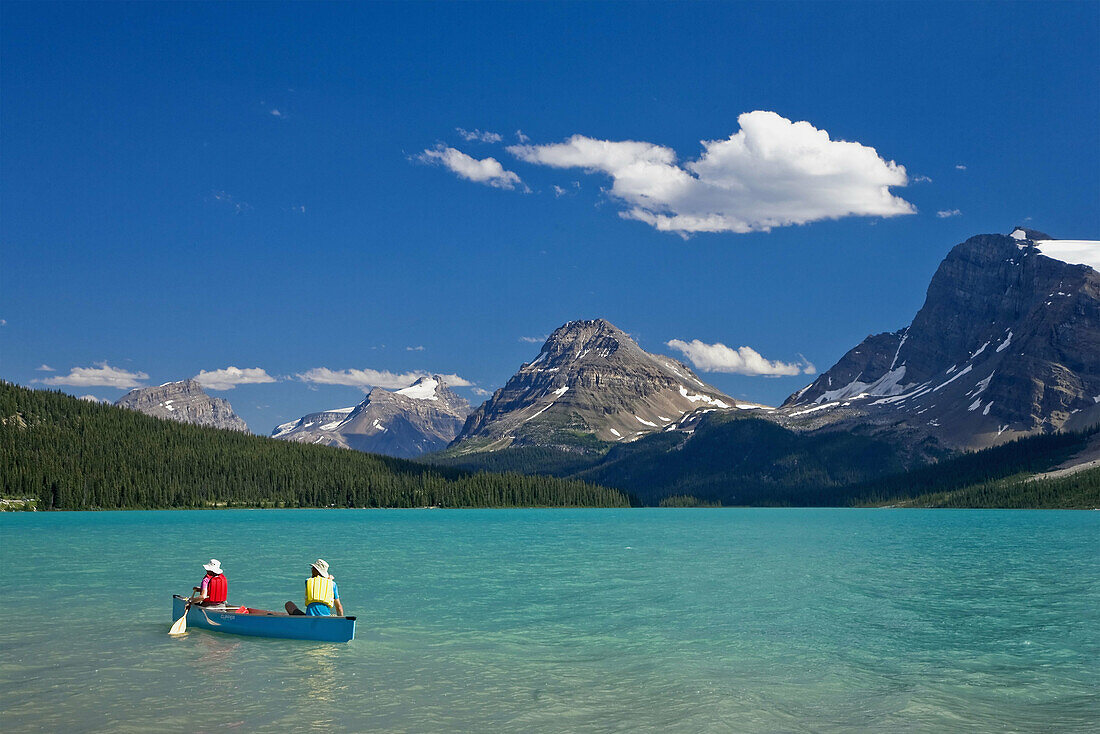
<box><xmin>207</xmin><ymin>573</ymin><xmax>228</xmax><ymax>603</ymax></box>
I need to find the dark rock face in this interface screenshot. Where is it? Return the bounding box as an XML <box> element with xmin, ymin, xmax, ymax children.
<box><xmin>116</xmin><ymin>379</ymin><xmax>249</xmax><ymax>432</ymax></box>
<box><xmin>453</xmin><ymin>318</ymin><xmax>753</xmax><ymax>450</ymax></box>
<box><xmin>782</xmin><ymin>230</ymin><xmax>1100</xmax><ymax>448</ymax></box>
<box><xmin>272</xmin><ymin>376</ymin><xmax>470</xmax><ymax>459</ymax></box>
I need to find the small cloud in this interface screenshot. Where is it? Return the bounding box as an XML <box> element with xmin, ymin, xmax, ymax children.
<box><xmin>936</xmin><ymin>209</ymin><xmax>962</xmax><ymax>218</ymax></box>
<box><xmin>519</xmin><ymin>335</ymin><xmax>547</xmax><ymax>343</ymax></box>
<box><xmin>515</xmin><ymin>129</ymin><xmax>530</xmax><ymax>144</ymax></box>
<box><xmin>437</xmin><ymin>373</ymin><xmax>474</xmax><ymax>387</ymax></box>
<box><xmin>955</xmin><ymin>164</ymin><xmax>967</xmax><ymax>170</ymax></box>
<box><xmin>193</xmin><ymin>366</ymin><xmax>278</xmax><ymax>391</ymax></box>
<box><xmin>38</xmin><ymin>362</ymin><xmax>148</xmax><ymax>389</ymax></box>
<box><xmin>666</xmin><ymin>339</ymin><xmax>812</xmax><ymax>377</ymax></box>
<box><xmin>293</xmin><ymin>205</ymin><xmax>306</xmax><ymax>214</ymax></box>
<box><xmin>456</xmin><ymin>127</ymin><xmax>503</xmax><ymax>143</ymax></box>
<box><xmin>0</xmin><ymin>319</ymin><xmax>6</xmax><ymax>326</ymax></box>
<box><xmin>270</xmin><ymin>109</ymin><xmax>283</xmax><ymax>117</ymax></box>
<box><xmin>912</xmin><ymin>175</ymin><xmax>932</xmax><ymax>183</ymax></box>
<box><xmin>78</xmin><ymin>394</ymin><xmax>110</xmax><ymax>404</ymax></box>
<box><xmin>36</xmin><ymin>364</ymin><xmax>56</xmax><ymax>372</ymax></box>
<box><xmin>471</xmin><ymin>387</ymin><xmax>492</xmax><ymax>397</ymax></box>
<box><xmin>406</xmin><ymin>345</ymin><xmax>425</xmax><ymax>351</ymax></box>
<box><xmin>297</xmin><ymin>367</ymin><xmax>472</xmax><ymax>390</ymax></box>
<box><xmin>416</xmin><ymin>145</ymin><xmax>527</xmax><ymax>191</ymax></box>
<box><xmin>208</xmin><ymin>190</ymin><xmax>251</xmax><ymax>215</ymax></box>
<box><xmin>553</xmin><ymin>185</ymin><xmax>567</xmax><ymax>197</ymax></box>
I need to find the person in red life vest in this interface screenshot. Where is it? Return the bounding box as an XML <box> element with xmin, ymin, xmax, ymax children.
<box><xmin>192</xmin><ymin>559</ymin><xmax>228</xmax><ymax>606</ymax></box>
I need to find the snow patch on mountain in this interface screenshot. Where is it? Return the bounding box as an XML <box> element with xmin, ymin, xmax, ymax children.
<box><xmin>815</xmin><ymin>365</ymin><xmax>914</xmax><ymax>404</ymax></box>
<box><xmin>397</xmin><ymin>377</ymin><xmax>440</xmax><ymax>400</ymax></box>
<box><xmin>1033</xmin><ymin>240</ymin><xmax>1100</xmax><ymax>271</ymax></box>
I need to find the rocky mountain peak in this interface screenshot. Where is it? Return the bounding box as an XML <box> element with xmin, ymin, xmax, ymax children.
<box><xmin>452</xmin><ymin>318</ymin><xmax>756</xmax><ymax>451</ymax></box>
<box><xmin>1010</xmin><ymin>226</ymin><xmax>1053</xmax><ymax>241</ymax></box>
<box><xmin>781</xmin><ymin>230</ymin><xmax>1100</xmax><ymax>448</ymax></box>
<box><xmin>116</xmin><ymin>379</ymin><xmax>248</xmax><ymax>432</ymax></box>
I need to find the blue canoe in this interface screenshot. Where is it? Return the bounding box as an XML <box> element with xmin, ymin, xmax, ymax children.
<box><xmin>171</xmin><ymin>595</ymin><xmax>356</xmax><ymax>642</ymax></box>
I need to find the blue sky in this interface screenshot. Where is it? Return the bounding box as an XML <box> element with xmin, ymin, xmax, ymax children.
<box><xmin>3</xmin><ymin>1</ymin><xmax>1098</xmax><ymax>433</ymax></box>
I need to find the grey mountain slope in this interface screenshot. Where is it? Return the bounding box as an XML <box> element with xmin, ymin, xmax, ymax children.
<box><xmin>452</xmin><ymin>318</ymin><xmax>762</xmax><ymax>451</ymax></box>
<box><xmin>780</xmin><ymin>228</ymin><xmax>1100</xmax><ymax>449</ymax></box>
<box><xmin>272</xmin><ymin>376</ymin><xmax>470</xmax><ymax>459</ymax></box>
<box><xmin>116</xmin><ymin>379</ymin><xmax>249</xmax><ymax>432</ymax></box>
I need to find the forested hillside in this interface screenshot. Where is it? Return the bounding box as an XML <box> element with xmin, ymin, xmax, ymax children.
<box><xmin>0</xmin><ymin>383</ymin><xmax>629</xmax><ymax>510</ymax></box>
<box><xmin>429</xmin><ymin>411</ymin><xmax>1099</xmax><ymax>508</ymax></box>
<box><xmin>868</xmin><ymin>466</ymin><xmax>1100</xmax><ymax>509</ymax></box>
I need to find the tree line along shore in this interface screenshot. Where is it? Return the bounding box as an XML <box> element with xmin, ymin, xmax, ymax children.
<box><xmin>0</xmin><ymin>382</ymin><xmax>628</xmax><ymax>510</ymax></box>
<box><xmin>1</xmin><ymin>382</ymin><xmax>1096</xmax><ymax>510</ymax></box>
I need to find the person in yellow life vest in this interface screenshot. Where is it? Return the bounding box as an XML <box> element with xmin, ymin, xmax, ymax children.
<box><xmin>305</xmin><ymin>559</ymin><xmax>344</xmax><ymax>617</ymax></box>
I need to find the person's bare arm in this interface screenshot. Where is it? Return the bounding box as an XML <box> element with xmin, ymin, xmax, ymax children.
<box><xmin>334</xmin><ymin>599</ymin><xmax>345</xmax><ymax>616</ymax></box>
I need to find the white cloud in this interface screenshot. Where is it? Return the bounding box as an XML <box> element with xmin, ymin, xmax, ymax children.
<box><xmin>955</xmin><ymin>164</ymin><xmax>967</xmax><ymax>170</ymax></box>
<box><xmin>39</xmin><ymin>362</ymin><xmax>148</xmax><ymax>389</ymax></box>
<box><xmin>471</xmin><ymin>387</ymin><xmax>492</xmax><ymax>397</ymax></box>
<box><xmin>78</xmin><ymin>394</ymin><xmax>110</xmax><ymax>404</ymax></box>
<box><xmin>437</xmin><ymin>373</ymin><xmax>474</xmax><ymax>387</ymax></box>
<box><xmin>456</xmin><ymin>127</ymin><xmax>503</xmax><ymax>143</ymax></box>
<box><xmin>0</xmin><ymin>319</ymin><xmax>6</xmax><ymax>326</ymax></box>
<box><xmin>553</xmin><ymin>185</ymin><xmax>567</xmax><ymax>197</ymax></box>
<box><xmin>36</xmin><ymin>364</ymin><xmax>56</xmax><ymax>372</ymax></box>
<box><xmin>666</xmin><ymin>339</ymin><xmax>815</xmax><ymax>377</ymax></box>
<box><xmin>515</xmin><ymin>129</ymin><xmax>530</xmax><ymax>143</ymax></box>
<box><xmin>417</xmin><ymin>145</ymin><xmax>525</xmax><ymax>190</ymax></box>
<box><xmin>193</xmin><ymin>366</ymin><xmax>277</xmax><ymax>391</ymax></box>
<box><xmin>519</xmin><ymin>335</ymin><xmax>546</xmax><ymax>343</ymax></box>
<box><xmin>912</xmin><ymin>175</ymin><xmax>932</xmax><ymax>183</ymax></box>
<box><xmin>507</xmin><ymin>110</ymin><xmax>914</xmax><ymax>234</ymax></box>
<box><xmin>406</xmin><ymin>345</ymin><xmax>425</xmax><ymax>351</ymax></box>
<box><xmin>297</xmin><ymin>367</ymin><xmax>473</xmax><ymax>390</ymax></box>
<box><xmin>936</xmin><ymin>209</ymin><xmax>962</xmax><ymax>218</ymax></box>
<box><xmin>270</xmin><ymin>109</ymin><xmax>283</xmax><ymax>117</ymax></box>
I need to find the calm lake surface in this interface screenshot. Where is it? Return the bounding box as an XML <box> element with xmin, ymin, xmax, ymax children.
<box><xmin>1</xmin><ymin>509</ymin><xmax>1097</xmax><ymax>732</ymax></box>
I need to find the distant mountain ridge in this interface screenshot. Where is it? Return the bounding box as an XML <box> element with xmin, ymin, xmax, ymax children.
<box><xmin>116</xmin><ymin>379</ymin><xmax>248</xmax><ymax>432</ymax></box>
<box><xmin>272</xmin><ymin>375</ymin><xmax>471</xmax><ymax>458</ymax></box>
<box><xmin>779</xmin><ymin>228</ymin><xmax>1100</xmax><ymax>448</ymax></box>
<box><xmin>451</xmin><ymin>318</ymin><xmax>762</xmax><ymax>452</ymax></box>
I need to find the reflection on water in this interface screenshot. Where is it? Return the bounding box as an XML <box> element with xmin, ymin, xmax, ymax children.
<box><xmin>1</xmin><ymin>509</ymin><xmax>1097</xmax><ymax>733</ymax></box>
<box><xmin>297</xmin><ymin>645</ymin><xmax>340</xmax><ymax>726</ymax></box>
<box><xmin>191</xmin><ymin>633</ymin><xmax>242</xmax><ymax>674</ymax></box>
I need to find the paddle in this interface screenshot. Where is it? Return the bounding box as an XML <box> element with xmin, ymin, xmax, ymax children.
<box><xmin>169</xmin><ymin>599</ymin><xmax>192</xmax><ymax>635</ymax></box>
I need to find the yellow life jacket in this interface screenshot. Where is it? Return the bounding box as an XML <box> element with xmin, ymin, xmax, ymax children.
<box><xmin>305</xmin><ymin>576</ymin><xmax>335</xmax><ymax>608</ymax></box>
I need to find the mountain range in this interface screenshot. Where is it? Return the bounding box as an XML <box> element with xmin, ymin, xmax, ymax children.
<box><xmin>271</xmin><ymin>376</ymin><xmax>470</xmax><ymax>458</ymax></box>
<box><xmin>104</xmin><ymin>228</ymin><xmax>1098</xmax><ymax>504</ymax></box>
<box><xmin>430</xmin><ymin>228</ymin><xmax>1099</xmax><ymax>502</ymax></box>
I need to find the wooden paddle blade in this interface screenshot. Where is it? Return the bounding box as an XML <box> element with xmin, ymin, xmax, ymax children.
<box><xmin>169</xmin><ymin>614</ymin><xmax>188</xmax><ymax>635</ymax></box>
<box><xmin>169</xmin><ymin>602</ymin><xmax>191</xmax><ymax>635</ymax></box>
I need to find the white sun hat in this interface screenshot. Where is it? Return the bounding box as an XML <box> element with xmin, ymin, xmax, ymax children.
<box><xmin>311</xmin><ymin>559</ymin><xmax>333</xmax><ymax>579</ymax></box>
<box><xmin>203</xmin><ymin>559</ymin><xmax>224</xmax><ymax>575</ymax></box>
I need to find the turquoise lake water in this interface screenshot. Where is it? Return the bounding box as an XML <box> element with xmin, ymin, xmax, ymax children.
<box><xmin>1</xmin><ymin>509</ymin><xmax>1097</xmax><ymax>732</ymax></box>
